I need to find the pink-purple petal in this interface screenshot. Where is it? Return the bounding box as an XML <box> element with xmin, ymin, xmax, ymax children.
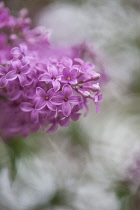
<box><xmin>48</xmin><ymin>65</ymin><xmax>57</xmax><ymax>76</ymax></box>
<box><xmin>20</xmin><ymin>102</ymin><xmax>33</xmax><ymax>112</ymax></box>
<box><xmin>47</xmin><ymin>88</ymin><xmax>55</xmax><ymax>98</ymax></box>
<box><xmin>61</xmin><ymin>57</ymin><xmax>73</xmax><ymax>68</ymax></box>
<box><xmin>46</xmin><ymin>101</ymin><xmax>56</xmax><ymax>111</ymax></box>
<box><xmin>68</xmin><ymin>79</ymin><xmax>77</xmax><ymax>85</ymax></box>
<box><xmin>94</xmin><ymin>102</ymin><xmax>100</xmax><ymax>113</ymax></box>
<box><xmin>35</xmin><ymin>99</ymin><xmax>47</xmax><ymax>110</ymax></box>
<box><xmin>47</xmin><ymin>110</ymin><xmax>56</xmax><ymax>119</ymax></box>
<box><xmin>51</xmin><ymin>95</ymin><xmax>64</xmax><ymax>105</ymax></box>
<box><xmin>19</xmin><ymin>44</ymin><xmax>27</xmax><ymax>54</ymax></box>
<box><xmin>30</xmin><ymin>110</ymin><xmax>39</xmax><ymax>123</ymax></box>
<box><xmin>21</xmin><ymin>64</ymin><xmax>30</xmax><ymax>74</ymax></box>
<box><xmin>35</xmin><ymin>63</ymin><xmax>47</xmax><ymax>72</ymax></box>
<box><xmin>71</xmin><ymin>68</ymin><xmax>78</xmax><ymax>78</ymax></box>
<box><xmin>52</xmin><ymin>80</ymin><xmax>60</xmax><ymax>92</ymax></box>
<box><xmin>62</xmin><ymin>101</ymin><xmax>71</xmax><ymax>117</ymax></box>
<box><xmin>39</xmin><ymin>74</ymin><xmax>51</xmax><ymax>83</ymax></box>
<box><xmin>59</xmin><ymin>117</ymin><xmax>70</xmax><ymax>127</ymax></box>
<box><xmin>36</xmin><ymin>87</ymin><xmax>46</xmax><ymax>98</ymax></box>
<box><xmin>47</xmin><ymin>122</ymin><xmax>58</xmax><ymax>133</ymax></box>
<box><xmin>6</xmin><ymin>70</ymin><xmax>17</xmax><ymax>80</ymax></box>
<box><xmin>0</xmin><ymin>65</ymin><xmax>6</xmax><ymax>75</ymax></box>
<box><xmin>69</xmin><ymin>96</ymin><xmax>81</xmax><ymax>104</ymax></box>
<box><xmin>8</xmin><ymin>90</ymin><xmax>22</xmax><ymax>101</ymax></box>
<box><xmin>0</xmin><ymin>76</ymin><xmax>8</xmax><ymax>88</ymax></box>
<box><xmin>18</xmin><ymin>74</ymin><xmax>27</xmax><ymax>87</ymax></box>
<box><xmin>71</xmin><ymin>113</ymin><xmax>81</xmax><ymax>121</ymax></box>
<box><xmin>11</xmin><ymin>47</ymin><xmax>20</xmax><ymax>55</ymax></box>
<box><xmin>63</xmin><ymin>67</ymin><xmax>70</xmax><ymax>77</ymax></box>
<box><xmin>62</xmin><ymin>84</ymin><xmax>72</xmax><ymax>97</ymax></box>
<box><xmin>11</xmin><ymin>59</ymin><xmax>21</xmax><ymax>70</ymax></box>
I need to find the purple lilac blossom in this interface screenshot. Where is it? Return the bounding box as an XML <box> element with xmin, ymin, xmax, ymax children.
<box><xmin>0</xmin><ymin>2</ymin><xmax>103</xmax><ymax>141</ymax></box>
<box><xmin>39</xmin><ymin>65</ymin><xmax>61</xmax><ymax>92</ymax></box>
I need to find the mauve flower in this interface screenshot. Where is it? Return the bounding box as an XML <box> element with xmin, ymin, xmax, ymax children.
<box><xmin>39</xmin><ymin>65</ymin><xmax>61</xmax><ymax>92</ymax></box>
<box><xmin>7</xmin><ymin>83</ymin><xmax>25</xmax><ymax>101</ymax></box>
<box><xmin>6</xmin><ymin>59</ymin><xmax>30</xmax><ymax>87</ymax></box>
<box><xmin>35</xmin><ymin>87</ymin><xmax>56</xmax><ymax>111</ymax></box>
<box><xmin>51</xmin><ymin>84</ymin><xmax>81</xmax><ymax>117</ymax></box>
<box><xmin>47</xmin><ymin>111</ymin><xmax>64</xmax><ymax>133</ymax></box>
<box><xmin>61</xmin><ymin>67</ymin><xmax>78</xmax><ymax>85</ymax></box>
<box><xmin>59</xmin><ymin>57</ymin><xmax>73</xmax><ymax>68</ymax></box>
<box><xmin>92</xmin><ymin>91</ymin><xmax>103</xmax><ymax>113</ymax></box>
<box><xmin>20</xmin><ymin>102</ymin><xmax>39</xmax><ymax>123</ymax></box>
<box><xmin>59</xmin><ymin>105</ymin><xmax>81</xmax><ymax>127</ymax></box>
<box><xmin>11</xmin><ymin>44</ymin><xmax>27</xmax><ymax>59</ymax></box>
<box><xmin>0</xmin><ymin>65</ymin><xmax>9</xmax><ymax>88</ymax></box>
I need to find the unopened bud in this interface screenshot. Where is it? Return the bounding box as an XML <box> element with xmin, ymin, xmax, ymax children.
<box><xmin>92</xmin><ymin>83</ymin><xmax>100</xmax><ymax>92</ymax></box>
<box><xmin>78</xmin><ymin>89</ymin><xmax>90</xmax><ymax>97</ymax></box>
<box><xmin>24</xmin><ymin>18</ymin><xmax>31</xmax><ymax>26</ymax></box>
<box><xmin>91</xmin><ymin>72</ymin><xmax>100</xmax><ymax>81</ymax></box>
<box><xmin>19</xmin><ymin>8</ymin><xmax>28</xmax><ymax>18</ymax></box>
<box><xmin>9</xmin><ymin>34</ymin><xmax>18</xmax><ymax>41</ymax></box>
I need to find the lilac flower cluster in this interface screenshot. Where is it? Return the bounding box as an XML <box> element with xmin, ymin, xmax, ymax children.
<box><xmin>0</xmin><ymin>2</ymin><xmax>102</xmax><ymax>140</ymax></box>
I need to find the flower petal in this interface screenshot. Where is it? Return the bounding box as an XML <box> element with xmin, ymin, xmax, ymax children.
<box><xmin>60</xmin><ymin>57</ymin><xmax>73</xmax><ymax>68</ymax></box>
<box><xmin>35</xmin><ymin>63</ymin><xmax>47</xmax><ymax>72</ymax></box>
<box><xmin>51</xmin><ymin>94</ymin><xmax>64</xmax><ymax>105</ymax></box>
<box><xmin>62</xmin><ymin>67</ymin><xmax>70</xmax><ymax>77</ymax></box>
<box><xmin>62</xmin><ymin>84</ymin><xmax>72</xmax><ymax>97</ymax></box>
<box><xmin>71</xmin><ymin>68</ymin><xmax>78</xmax><ymax>78</ymax></box>
<box><xmin>94</xmin><ymin>102</ymin><xmax>100</xmax><ymax>113</ymax></box>
<box><xmin>8</xmin><ymin>90</ymin><xmax>21</xmax><ymax>101</ymax></box>
<box><xmin>0</xmin><ymin>65</ymin><xmax>6</xmax><ymax>75</ymax></box>
<box><xmin>0</xmin><ymin>76</ymin><xmax>8</xmax><ymax>88</ymax></box>
<box><xmin>39</xmin><ymin>74</ymin><xmax>51</xmax><ymax>83</ymax></box>
<box><xmin>19</xmin><ymin>44</ymin><xmax>27</xmax><ymax>54</ymax></box>
<box><xmin>11</xmin><ymin>47</ymin><xmax>21</xmax><ymax>55</ymax></box>
<box><xmin>47</xmin><ymin>122</ymin><xmax>58</xmax><ymax>133</ymax></box>
<box><xmin>68</xmin><ymin>79</ymin><xmax>77</xmax><ymax>85</ymax></box>
<box><xmin>47</xmin><ymin>88</ymin><xmax>55</xmax><ymax>98</ymax></box>
<box><xmin>52</xmin><ymin>80</ymin><xmax>60</xmax><ymax>92</ymax></box>
<box><xmin>30</xmin><ymin>110</ymin><xmax>39</xmax><ymax>123</ymax></box>
<box><xmin>20</xmin><ymin>102</ymin><xmax>33</xmax><ymax>112</ymax></box>
<box><xmin>27</xmin><ymin>89</ymin><xmax>36</xmax><ymax>99</ymax></box>
<box><xmin>11</xmin><ymin>59</ymin><xmax>21</xmax><ymax>70</ymax></box>
<box><xmin>6</xmin><ymin>70</ymin><xmax>17</xmax><ymax>81</ymax></box>
<box><xmin>71</xmin><ymin>113</ymin><xmax>81</xmax><ymax>121</ymax></box>
<box><xmin>62</xmin><ymin>101</ymin><xmax>71</xmax><ymax>117</ymax></box>
<box><xmin>69</xmin><ymin>96</ymin><xmax>81</xmax><ymax>104</ymax></box>
<box><xmin>21</xmin><ymin>64</ymin><xmax>30</xmax><ymax>74</ymax></box>
<box><xmin>47</xmin><ymin>110</ymin><xmax>56</xmax><ymax>119</ymax></box>
<box><xmin>59</xmin><ymin>117</ymin><xmax>70</xmax><ymax>127</ymax></box>
<box><xmin>46</xmin><ymin>101</ymin><xmax>56</xmax><ymax>111</ymax></box>
<box><xmin>48</xmin><ymin>65</ymin><xmax>57</xmax><ymax>76</ymax></box>
<box><xmin>35</xmin><ymin>99</ymin><xmax>46</xmax><ymax>110</ymax></box>
<box><xmin>36</xmin><ymin>87</ymin><xmax>46</xmax><ymax>99</ymax></box>
<box><xmin>18</xmin><ymin>74</ymin><xmax>27</xmax><ymax>87</ymax></box>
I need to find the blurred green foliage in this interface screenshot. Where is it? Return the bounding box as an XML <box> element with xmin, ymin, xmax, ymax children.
<box><xmin>2</xmin><ymin>133</ymin><xmax>42</xmax><ymax>181</ymax></box>
<box><xmin>32</xmin><ymin>189</ymin><xmax>75</xmax><ymax>210</ymax></box>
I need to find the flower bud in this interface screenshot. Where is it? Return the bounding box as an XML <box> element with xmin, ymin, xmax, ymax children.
<box><xmin>91</xmin><ymin>72</ymin><xmax>100</xmax><ymax>81</ymax></box>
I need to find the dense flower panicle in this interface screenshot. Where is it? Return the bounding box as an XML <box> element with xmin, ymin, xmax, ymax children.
<box><xmin>0</xmin><ymin>2</ymin><xmax>103</xmax><ymax>140</ymax></box>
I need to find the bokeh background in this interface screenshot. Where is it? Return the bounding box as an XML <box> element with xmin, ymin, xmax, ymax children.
<box><xmin>1</xmin><ymin>0</ymin><xmax>140</xmax><ymax>209</ymax></box>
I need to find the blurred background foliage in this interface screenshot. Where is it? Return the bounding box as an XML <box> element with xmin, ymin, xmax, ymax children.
<box><xmin>1</xmin><ymin>0</ymin><xmax>140</xmax><ymax>210</ymax></box>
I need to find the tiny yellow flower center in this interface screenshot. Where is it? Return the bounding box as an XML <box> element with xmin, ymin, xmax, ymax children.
<box><xmin>67</xmin><ymin>77</ymin><xmax>71</xmax><ymax>81</ymax></box>
<box><xmin>16</xmin><ymin>70</ymin><xmax>20</xmax><ymax>74</ymax></box>
<box><xmin>64</xmin><ymin>98</ymin><xmax>68</xmax><ymax>102</ymax></box>
<box><xmin>52</xmin><ymin>78</ymin><xmax>56</xmax><ymax>81</ymax></box>
<box><xmin>45</xmin><ymin>96</ymin><xmax>49</xmax><ymax>100</ymax></box>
